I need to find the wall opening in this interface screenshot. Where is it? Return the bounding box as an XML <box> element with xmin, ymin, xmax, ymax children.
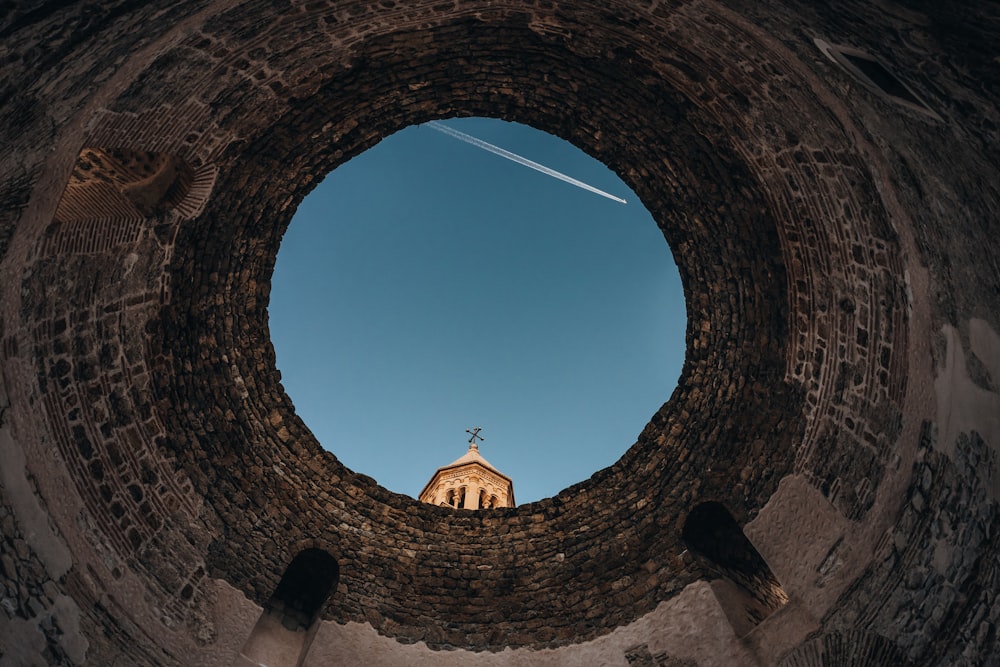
<box><xmin>55</xmin><ymin>147</ymin><xmax>201</xmax><ymax>221</ymax></box>
<box><xmin>814</xmin><ymin>39</ymin><xmax>942</xmax><ymax>121</ymax></box>
<box><xmin>682</xmin><ymin>502</ymin><xmax>789</xmax><ymax>636</ymax></box>
<box><xmin>44</xmin><ymin>147</ymin><xmax>216</xmax><ymax>256</ymax></box>
<box><xmin>238</xmin><ymin>548</ymin><xmax>339</xmax><ymax>667</ymax></box>
<box><xmin>269</xmin><ymin>117</ymin><xmax>686</xmax><ymax>504</ymax></box>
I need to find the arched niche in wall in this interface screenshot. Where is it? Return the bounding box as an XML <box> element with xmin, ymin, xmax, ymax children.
<box><xmin>42</xmin><ymin>147</ymin><xmax>216</xmax><ymax>256</ymax></box>
<box><xmin>238</xmin><ymin>548</ymin><xmax>339</xmax><ymax>667</ymax></box>
<box><xmin>682</xmin><ymin>502</ymin><xmax>789</xmax><ymax>637</ymax></box>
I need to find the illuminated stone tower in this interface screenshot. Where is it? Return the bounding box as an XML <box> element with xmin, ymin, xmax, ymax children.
<box><xmin>419</xmin><ymin>428</ymin><xmax>515</xmax><ymax>509</ymax></box>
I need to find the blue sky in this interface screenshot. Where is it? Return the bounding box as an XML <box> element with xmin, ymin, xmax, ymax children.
<box><xmin>269</xmin><ymin>117</ymin><xmax>685</xmax><ymax>504</ymax></box>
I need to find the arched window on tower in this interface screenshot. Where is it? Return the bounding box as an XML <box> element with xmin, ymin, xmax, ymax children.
<box><xmin>681</xmin><ymin>502</ymin><xmax>788</xmax><ymax>637</ymax></box>
<box><xmin>238</xmin><ymin>548</ymin><xmax>339</xmax><ymax>667</ymax></box>
<box><xmin>479</xmin><ymin>488</ymin><xmax>489</xmax><ymax>509</ymax></box>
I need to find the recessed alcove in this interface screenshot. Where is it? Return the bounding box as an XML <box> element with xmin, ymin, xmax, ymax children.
<box><xmin>269</xmin><ymin>117</ymin><xmax>686</xmax><ymax>504</ymax></box>
<box><xmin>239</xmin><ymin>548</ymin><xmax>339</xmax><ymax>666</ymax></box>
<box><xmin>682</xmin><ymin>502</ymin><xmax>789</xmax><ymax>636</ymax></box>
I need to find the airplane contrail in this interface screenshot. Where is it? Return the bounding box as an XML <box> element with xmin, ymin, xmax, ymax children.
<box><xmin>426</xmin><ymin>121</ymin><xmax>627</xmax><ymax>205</ymax></box>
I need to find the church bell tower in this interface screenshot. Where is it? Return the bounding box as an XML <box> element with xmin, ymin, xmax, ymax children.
<box><xmin>419</xmin><ymin>428</ymin><xmax>515</xmax><ymax>509</ymax></box>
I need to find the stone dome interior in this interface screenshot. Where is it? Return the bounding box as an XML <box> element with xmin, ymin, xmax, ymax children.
<box><xmin>1</xmin><ymin>1</ymin><xmax>998</xmax><ymax>665</ymax></box>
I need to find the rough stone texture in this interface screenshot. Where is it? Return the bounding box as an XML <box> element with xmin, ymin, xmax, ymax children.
<box><xmin>0</xmin><ymin>484</ymin><xmax>82</xmax><ymax>667</ymax></box>
<box><xmin>777</xmin><ymin>630</ymin><xmax>915</xmax><ymax>667</ymax></box>
<box><xmin>824</xmin><ymin>426</ymin><xmax>1000</xmax><ymax>667</ymax></box>
<box><xmin>0</xmin><ymin>0</ymin><xmax>998</xmax><ymax>665</ymax></box>
<box><xmin>626</xmin><ymin>643</ymin><xmax>697</xmax><ymax>667</ymax></box>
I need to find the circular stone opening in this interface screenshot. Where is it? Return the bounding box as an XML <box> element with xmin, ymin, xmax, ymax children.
<box><xmin>269</xmin><ymin>118</ymin><xmax>686</xmax><ymax>503</ymax></box>
<box><xmin>150</xmin><ymin>15</ymin><xmax>802</xmax><ymax>649</ymax></box>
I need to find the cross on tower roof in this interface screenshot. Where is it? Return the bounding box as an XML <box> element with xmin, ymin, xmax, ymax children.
<box><xmin>465</xmin><ymin>426</ymin><xmax>484</xmax><ymax>449</ymax></box>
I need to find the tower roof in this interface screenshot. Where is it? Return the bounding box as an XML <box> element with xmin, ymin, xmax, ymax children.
<box><xmin>439</xmin><ymin>442</ymin><xmax>508</xmax><ymax>478</ymax></box>
<box><xmin>418</xmin><ymin>433</ymin><xmax>515</xmax><ymax>508</ymax></box>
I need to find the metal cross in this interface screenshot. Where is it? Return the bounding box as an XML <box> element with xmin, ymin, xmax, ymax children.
<box><xmin>466</xmin><ymin>427</ymin><xmax>485</xmax><ymax>447</ymax></box>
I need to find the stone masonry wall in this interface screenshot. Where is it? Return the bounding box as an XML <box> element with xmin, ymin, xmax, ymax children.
<box><xmin>1</xmin><ymin>0</ymin><xmax>998</xmax><ymax>664</ymax></box>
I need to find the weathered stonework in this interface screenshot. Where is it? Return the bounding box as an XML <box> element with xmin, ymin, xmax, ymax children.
<box><xmin>1</xmin><ymin>0</ymin><xmax>998</xmax><ymax>665</ymax></box>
